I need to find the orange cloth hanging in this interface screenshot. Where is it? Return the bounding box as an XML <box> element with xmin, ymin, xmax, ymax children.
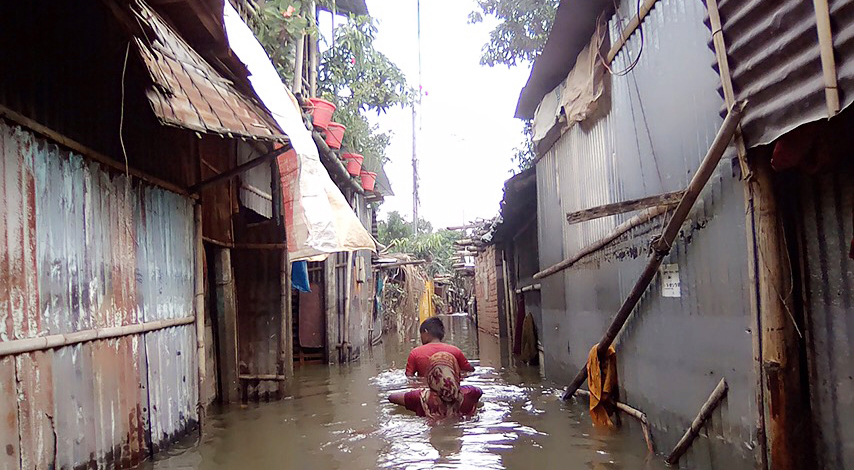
<box><xmin>587</xmin><ymin>343</ymin><xmax>618</xmax><ymax>428</ymax></box>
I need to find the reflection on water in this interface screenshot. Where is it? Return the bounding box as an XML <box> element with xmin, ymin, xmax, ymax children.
<box><xmin>142</xmin><ymin>314</ymin><xmax>666</xmax><ymax>469</ymax></box>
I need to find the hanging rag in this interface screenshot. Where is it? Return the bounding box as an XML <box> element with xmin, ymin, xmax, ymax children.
<box><xmin>587</xmin><ymin>343</ymin><xmax>618</xmax><ymax>428</ymax></box>
<box><xmin>291</xmin><ymin>260</ymin><xmax>311</xmax><ymax>292</ymax></box>
<box><xmin>520</xmin><ymin>312</ymin><xmax>539</xmax><ymax>365</ymax></box>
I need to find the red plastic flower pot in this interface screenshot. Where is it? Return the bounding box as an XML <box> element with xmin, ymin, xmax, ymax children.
<box><xmin>308</xmin><ymin>98</ymin><xmax>336</xmax><ymax>130</ymax></box>
<box><xmin>360</xmin><ymin>170</ymin><xmax>377</xmax><ymax>192</ymax></box>
<box><xmin>341</xmin><ymin>153</ymin><xmax>364</xmax><ymax>176</ymax></box>
<box><xmin>324</xmin><ymin>122</ymin><xmax>346</xmax><ymax>149</ymax></box>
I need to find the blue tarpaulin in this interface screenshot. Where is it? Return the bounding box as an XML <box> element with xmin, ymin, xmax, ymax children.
<box><xmin>291</xmin><ymin>261</ymin><xmax>311</xmax><ymax>292</ymax></box>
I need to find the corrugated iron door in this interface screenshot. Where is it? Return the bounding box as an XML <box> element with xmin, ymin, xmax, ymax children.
<box><xmin>793</xmin><ymin>159</ymin><xmax>854</xmax><ymax>469</ymax></box>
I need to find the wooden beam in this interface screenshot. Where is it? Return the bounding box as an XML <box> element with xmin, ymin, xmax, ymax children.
<box><xmin>190</xmin><ymin>145</ymin><xmax>290</xmax><ymax>193</ymax></box>
<box><xmin>565</xmin><ymin>190</ymin><xmax>684</xmax><ymax>225</ymax></box>
<box><xmin>813</xmin><ymin>0</ymin><xmax>841</xmax><ymax>116</ymax></box>
<box><xmin>666</xmin><ymin>379</ymin><xmax>728</xmax><ymax>465</ymax></box>
<box><xmin>214</xmin><ymin>248</ymin><xmax>240</xmax><ymax>403</ymax></box>
<box><xmin>0</xmin><ymin>104</ymin><xmax>192</xmax><ymax>197</ymax></box>
<box><xmin>536</xmin><ymin>205</ymin><xmax>670</xmax><ymax>280</ymax></box>
<box><xmin>562</xmin><ymin>101</ymin><xmax>745</xmax><ymax>399</ymax></box>
<box><xmin>606</xmin><ymin>0</ymin><xmax>659</xmax><ymax>63</ymax></box>
<box><xmin>193</xmin><ymin>204</ymin><xmax>207</xmax><ymax>425</ymax></box>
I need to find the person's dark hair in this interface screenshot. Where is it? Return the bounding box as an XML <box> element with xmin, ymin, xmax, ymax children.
<box><xmin>419</xmin><ymin>317</ymin><xmax>445</xmax><ymax>340</ymax></box>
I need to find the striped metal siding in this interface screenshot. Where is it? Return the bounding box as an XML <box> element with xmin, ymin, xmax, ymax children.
<box><xmin>797</xmin><ymin>165</ymin><xmax>854</xmax><ymax>470</ymax></box>
<box><xmin>715</xmin><ymin>0</ymin><xmax>854</xmax><ymax>147</ymax></box>
<box><xmin>0</xmin><ymin>120</ymin><xmax>196</xmax><ymax>468</ymax></box>
<box><xmin>538</xmin><ymin>0</ymin><xmax>760</xmax><ymax>466</ymax></box>
<box><xmin>535</xmin><ymin>150</ymin><xmax>570</xmax><ymax>380</ymax></box>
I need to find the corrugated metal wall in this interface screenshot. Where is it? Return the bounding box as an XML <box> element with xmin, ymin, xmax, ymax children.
<box><xmin>0</xmin><ymin>121</ymin><xmax>197</xmax><ymax>468</ymax></box>
<box><xmin>536</xmin><ymin>0</ymin><xmax>759</xmax><ymax>467</ymax></box>
<box><xmin>715</xmin><ymin>0</ymin><xmax>854</xmax><ymax>147</ymax></box>
<box><xmin>474</xmin><ymin>246</ymin><xmax>500</xmax><ymax>337</ymax></box>
<box><xmin>796</xmin><ymin>163</ymin><xmax>854</xmax><ymax>469</ymax></box>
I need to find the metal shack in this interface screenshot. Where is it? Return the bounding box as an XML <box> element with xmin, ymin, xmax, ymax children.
<box><xmin>0</xmin><ymin>0</ymin><xmax>381</xmax><ymax>467</ymax></box>
<box><xmin>512</xmin><ymin>0</ymin><xmax>854</xmax><ymax>469</ymax></box>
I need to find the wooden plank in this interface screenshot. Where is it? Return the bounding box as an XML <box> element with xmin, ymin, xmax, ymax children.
<box><xmin>214</xmin><ymin>249</ymin><xmax>240</xmax><ymax>403</ymax></box>
<box><xmin>565</xmin><ymin>190</ymin><xmax>684</xmax><ymax>225</ymax></box>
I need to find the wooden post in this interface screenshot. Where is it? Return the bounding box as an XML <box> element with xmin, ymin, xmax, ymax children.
<box><xmin>214</xmin><ymin>248</ymin><xmax>240</xmax><ymax>403</ymax></box>
<box><xmin>279</xmin><ymin>249</ymin><xmax>293</xmax><ymax>395</ymax></box>
<box><xmin>342</xmin><ymin>251</ymin><xmax>354</xmax><ymax>362</ymax></box>
<box><xmin>562</xmin><ymin>101</ymin><xmax>745</xmax><ymax>400</ymax></box>
<box><xmin>325</xmin><ymin>257</ymin><xmax>338</xmax><ymax>364</ymax></box>
<box><xmin>753</xmin><ymin>157</ymin><xmax>807</xmax><ymax>470</ymax></box>
<box><xmin>193</xmin><ymin>204</ymin><xmax>207</xmax><ymax>427</ymax></box>
<box><xmin>666</xmin><ymin>378</ymin><xmax>729</xmax><ymax>465</ymax></box>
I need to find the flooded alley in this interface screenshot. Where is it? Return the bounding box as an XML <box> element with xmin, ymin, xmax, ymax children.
<box><xmin>143</xmin><ymin>315</ymin><xmax>662</xmax><ymax>469</ymax></box>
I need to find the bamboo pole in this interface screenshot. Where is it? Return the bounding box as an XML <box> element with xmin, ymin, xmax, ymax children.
<box><xmin>193</xmin><ymin>204</ymin><xmax>207</xmax><ymax>427</ymax></box>
<box><xmin>575</xmin><ymin>389</ymin><xmax>655</xmax><ymax>454</ymax></box>
<box><xmin>280</xmin><ymin>248</ymin><xmax>293</xmax><ymax>391</ymax></box>
<box><xmin>705</xmin><ymin>1</ymin><xmax>767</xmax><ymax>466</ymax></box>
<box><xmin>536</xmin><ymin>205</ymin><xmax>671</xmax><ymax>280</ymax></box>
<box><xmin>0</xmin><ymin>316</ymin><xmax>195</xmax><ymax>357</ymax></box>
<box><xmin>606</xmin><ymin>0</ymin><xmax>660</xmax><ymax>63</ymax></box>
<box><xmin>292</xmin><ymin>33</ymin><xmax>306</xmax><ymax>94</ymax></box>
<box><xmin>813</xmin><ymin>0</ymin><xmax>841</xmax><ymax>116</ymax></box>
<box><xmin>666</xmin><ymin>378</ymin><xmax>729</xmax><ymax>465</ymax></box>
<box><xmin>562</xmin><ymin>101</ymin><xmax>745</xmax><ymax>400</ymax></box>
<box><xmin>341</xmin><ymin>251</ymin><xmax>354</xmax><ymax>361</ymax></box>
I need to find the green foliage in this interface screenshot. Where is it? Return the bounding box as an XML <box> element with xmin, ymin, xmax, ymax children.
<box><xmin>253</xmin><ymin>1</ymin><xmax>318</xmax><ymax>84</ymax></box>
<box><xmin>469</xmin><ymin>0</ymin><xmax>559</xmax><ymax>67</ymax></box>
<box><xmin>377</xmin><ymin>211</ymin><xmax>459</xmax><ymax>277</ymax></box>
<box><xmin>318</xmin><ymin>16</ymin><xmax>412</xmax><ymax>167</ymax></box>
<box><xmin>511</xmin><ymin>119</ymin><xmax>536</xmax><ymax>173</ymax></box>
<box><xmin>377</xmin><ymin>211</ymin><xmax>432</xmax><ymax>244</ymax></box>
<box><xmin>388</xmin><ymin>230</ymin><xmax>462</xmax><ymax>277</ymax></box>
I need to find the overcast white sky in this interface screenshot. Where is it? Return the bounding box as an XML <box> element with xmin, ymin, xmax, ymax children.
<box><xmin>322</xmin><ymin>0</ymin><xmax>531</xmax><ymax>229</ymax></box>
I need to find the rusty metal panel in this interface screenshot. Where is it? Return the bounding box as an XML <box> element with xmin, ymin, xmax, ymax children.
<box><xmin>797</xmin><ymin>165</ymin><xmax>854</xmax><ymax>470</ymax></box>
<box><xmin>715</xmin><ymin>0</ymin><xmax>854</xmax><ymax>147</ymax></box>
<box><xmin>299</xmin><ymin>285</ymin><xmax>324</xmax><ymax>348</ymax></box>
<box><xmin>131</xmin><ymin>0</ymin><xmax>285</xmax><ymax>142</ymax></box>
<box><xmin>237</xmin><ymin>141</ymin><xmax>273</xmax><ymax>218</ymax></box>
<box><xmin>0</xmin><ymin>119</ymin><xmax>197</xmax><ymax>468</ymax></box>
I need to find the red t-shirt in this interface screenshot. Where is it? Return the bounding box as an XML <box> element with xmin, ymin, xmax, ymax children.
<box><xmin>405</xmin><ymin>342</ymin><xmax>474</xmax><ymax>377</ymax></box>
<box><xmin>403</xmin><ymin>386</ymin><xmax>483</xmax><ymax>417</ymax></box>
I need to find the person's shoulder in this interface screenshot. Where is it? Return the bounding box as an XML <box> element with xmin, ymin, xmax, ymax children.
<box><xmin>440</xmin><ymin>343</ymin><xmax>464</xmax><ymax>354</ymax></box>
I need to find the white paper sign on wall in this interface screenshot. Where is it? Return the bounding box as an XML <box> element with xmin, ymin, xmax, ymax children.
<box><xmin>661</xmin><ymin>263</ymin><xmax>681</xmax><ymax>298</ymax></box>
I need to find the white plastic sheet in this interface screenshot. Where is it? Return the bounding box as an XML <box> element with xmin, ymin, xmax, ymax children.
<box><xmin>223</xmin><ymin>3</ymin><xmax>375</xmax><ymax>261</ymax></box>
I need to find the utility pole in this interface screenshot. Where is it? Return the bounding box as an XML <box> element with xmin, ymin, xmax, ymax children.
<box><xmin>411</xmin><ymin>0</ymin><xmax>422</xmax><ymax>237</ymax></box>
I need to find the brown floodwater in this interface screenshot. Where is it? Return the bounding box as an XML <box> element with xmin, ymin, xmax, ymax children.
<box><xmin>142</xmin><ymin>314</ymin><xmax>667</xmax><ymax>469</ymax></box>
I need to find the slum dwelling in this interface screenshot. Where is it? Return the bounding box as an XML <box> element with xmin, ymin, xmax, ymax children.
<box><xmin>473</xmin><ymin>0</ymin><xmax>854</xmax><ymax>469</ymax></box>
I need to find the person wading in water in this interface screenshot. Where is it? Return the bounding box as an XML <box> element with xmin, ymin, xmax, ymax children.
<box><xmin>405</xmin><ymin>317</ymin><xmax>475</xmax><ymax>377</ymax></box>
<box><xmin>389</xmin><ymin>352</ymin><xmax>482</xmax><ymax>421</ymax></box>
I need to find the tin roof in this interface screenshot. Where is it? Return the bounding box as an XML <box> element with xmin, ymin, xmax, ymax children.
<box><xmin>131</xmin><ymin>0</ymin><xmax>286</xmax><ymax>141</ymax></box>
<box><xmin>515</xmin><ymin>0</ymin><xmax>612</xmax><ymax>119</ymax></box>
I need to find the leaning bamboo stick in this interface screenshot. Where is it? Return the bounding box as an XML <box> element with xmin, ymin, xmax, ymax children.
<box><xmin>562</xmin><ymin>101</ymin><xmax>745</xmax><ymax>400</ymax></box>
<box><xmin>0</xmin><ymin>316</ymin><xmax>195</xmax><ymax>357</ymax></box>
<box><xmin>575</xmin><ymin>389</ymin><xmax>655</xmax><ymax>454</ymax></box>
<box><xmin>813</xmin><ymin>0</ymin><xmax>841</xmax><ymax>116</ymax></box>
<box><xmin>606</xmin><ymin>0</ymin><xmax>660</xmax><ymax>63</ymax></box>
<box><xmin>666</xmin><ymin>378</ymin><xmax>729</xmax><ymax>465</ymax></box>
<box><xmin>535</xmin><ymin>205</ymin><xmax>671</xmax><ymax>280</ymax></box>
